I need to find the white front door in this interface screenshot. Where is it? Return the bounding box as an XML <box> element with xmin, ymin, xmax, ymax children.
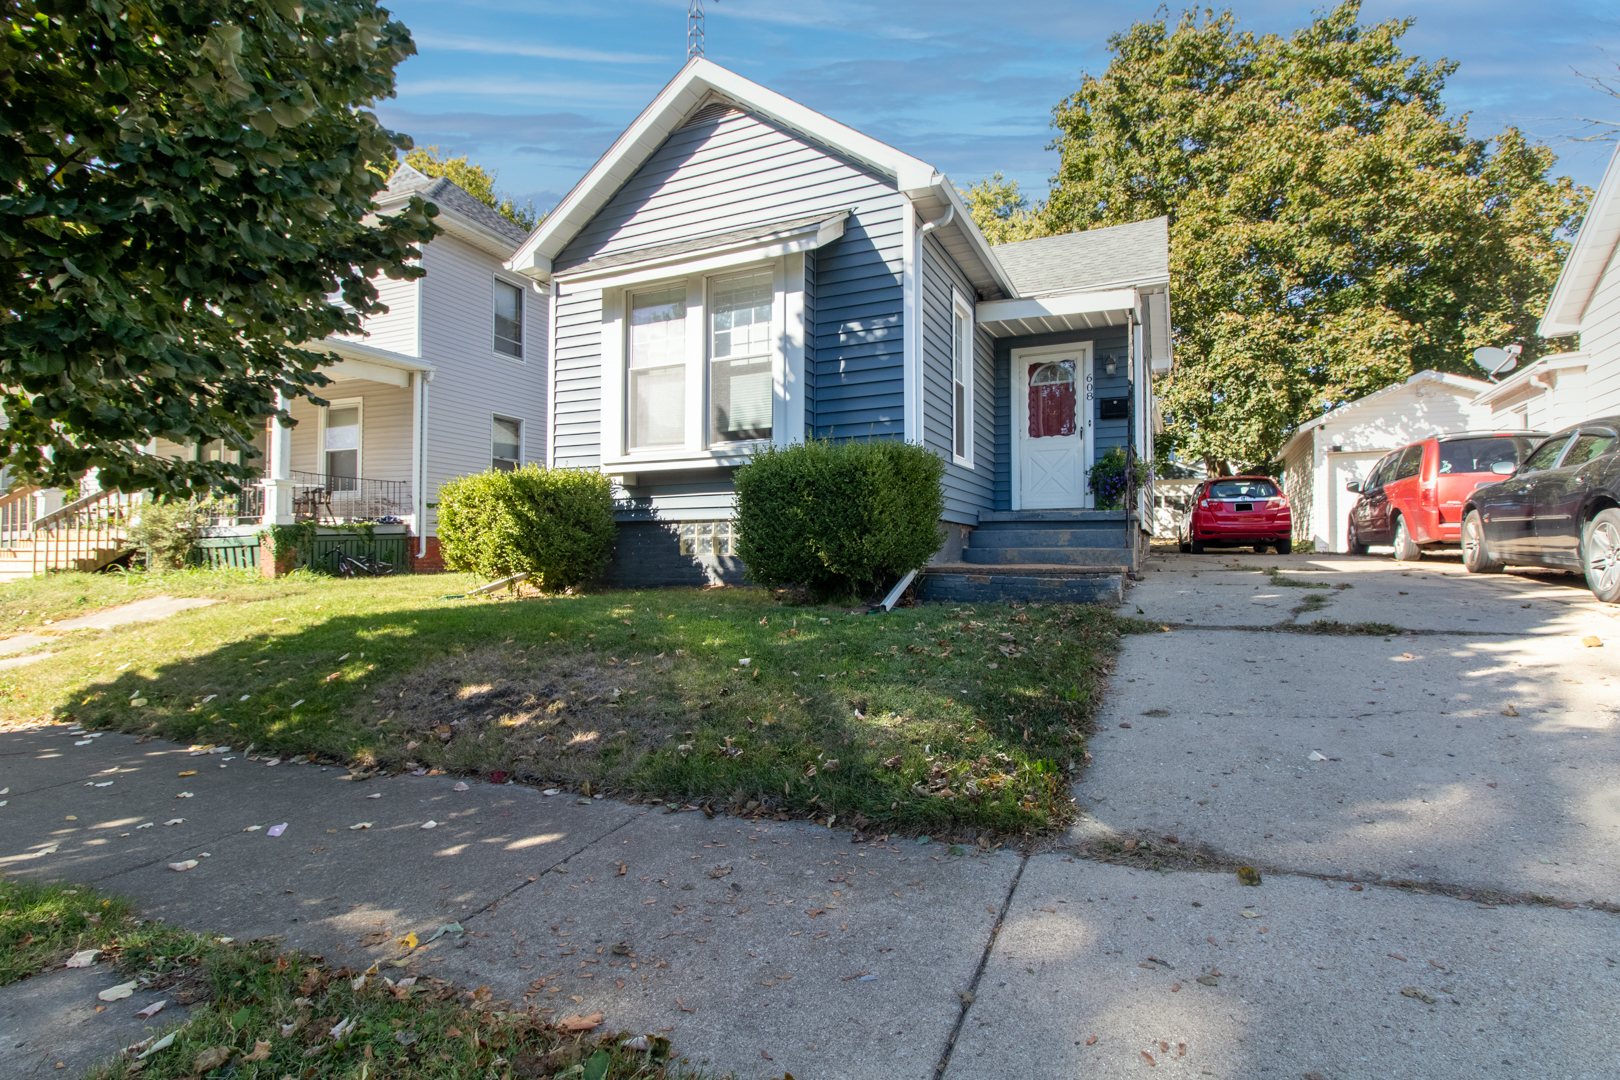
<box><xmin>1015</xmin><ymin>345</ymin><xmax>1092</xmax><ymax>510</ymax></box>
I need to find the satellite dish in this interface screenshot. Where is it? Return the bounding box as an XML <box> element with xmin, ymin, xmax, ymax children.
<box><xmin>1472</xmin><ymin>345</ymin><xmax>1520</xmax><ymax>378</ymax></box>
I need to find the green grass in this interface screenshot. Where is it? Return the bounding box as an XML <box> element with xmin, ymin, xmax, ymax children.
<box><xmin>0</xmin><ymin>878</ymin><xmax>136</xmax><ymax>985</ymax></box>
<box><xmin>0</xmin><ymin>877</ymin><xmax>690</xmax><ymax>1080</ymax></box>
<box><xmin>3</xmin><ymin>569</ymin><xmax>1159</xmax><ymax>834</ymax></box>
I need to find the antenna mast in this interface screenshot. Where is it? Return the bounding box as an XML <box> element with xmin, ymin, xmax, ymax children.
<box><xmin>688</xmin><ymin>0</ymin><xmax>704</xmax><ymax>59</ymax></box>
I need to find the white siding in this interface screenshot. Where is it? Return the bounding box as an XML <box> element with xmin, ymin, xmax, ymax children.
<box><xmin>419</xmin><ymin>234</ymin><xmax>549</xmax><ymax>532</ymax></box>
<box><xmin>285</xmin><ymin>381</ymin><xmax>414</xmax><ymax>482</ymax></box>
<box><xmin>333</xmin><ymin>269</ymin><xmax>421</xmax><ymax>357</ymax></box>
<box><xmin>1574</xmin><ymin>249</ymin><xmax>1620</xmax><ymax>417</ymax></box>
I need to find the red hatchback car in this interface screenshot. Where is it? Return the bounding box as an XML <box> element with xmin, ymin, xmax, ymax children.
<box><xmin>1178</xmin><ymin>476</ymin><xmax>1293</xmax><ymax>554</ymax></box>
<box><xmin>1345</xmin><ymin>431</ymin><xmax>1545</xmax><ymax>560</ymax></box>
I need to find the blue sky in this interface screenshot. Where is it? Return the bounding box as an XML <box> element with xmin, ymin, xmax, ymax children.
<box><xmin>374</xmin><ymin>1</ymin><xmax>1620</xmax><ymax>215</ymax></box>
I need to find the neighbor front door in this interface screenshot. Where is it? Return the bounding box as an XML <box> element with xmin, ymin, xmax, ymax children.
<box><xmin>1016</xmin><ymin>347</ymin><xmax>1091</xmax><ymax>509</ymax></box>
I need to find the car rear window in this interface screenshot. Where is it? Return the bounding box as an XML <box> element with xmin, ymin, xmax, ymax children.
<box><xmin>1438</xmin><ymin>437</ymin><xmax>1537</xmax><ymax>474</ymax></box>
<box><xmin>1208</xmin><ymin>479</ymin><xmax>1278</xmax><ymax>499</ymax></box>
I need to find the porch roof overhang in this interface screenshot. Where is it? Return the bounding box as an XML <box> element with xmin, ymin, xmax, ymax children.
<box><xmin>320</xmin><ymin>338</ymin><xmax>434</xmax><ymax>389</ymax></box>
<box><xmin>554</xmin><ymin>209</ymin><xmax>849</xmax><ymax>285</ymax></box>
<box><xmin>975</xmin><ymin>287</ymin><xmax>1138</xmax><ymax>338</ymax></box>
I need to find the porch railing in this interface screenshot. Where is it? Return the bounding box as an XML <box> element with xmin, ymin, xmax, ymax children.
<box><xmin>200</xmin><ymin>484</ymin><xmax>266</xmax><ymax>526</ymax></box>
<box><xmin>32</xmin><ymin>488</ymin><xmax>142</xmax><ymax>574</ymax></box>
<box><xmin>288</xmin><ymin>470</ymin><xmax>412</xmax><ymax>523</ymax></box>
<box><xmin>0</xmin><ymin>486</ymin><xmax>39</xmax><ymax>549</ymax></box>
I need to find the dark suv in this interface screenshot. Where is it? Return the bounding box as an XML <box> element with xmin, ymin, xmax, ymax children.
<box><xmin>1346</xmin><ymin>431</ymin><xmax>1544</xmax><ymax>560</ymax></box>
<box><xmin>1461</xmin><ymin>417</ymin><xmax>1620</xmax><ymax>602</ymax></box>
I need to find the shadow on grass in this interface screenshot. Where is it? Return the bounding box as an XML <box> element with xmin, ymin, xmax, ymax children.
<box><xmin>49</xmin><ymin>581</ymin><xmax>1162</xmax><ymax>837</ymax></box>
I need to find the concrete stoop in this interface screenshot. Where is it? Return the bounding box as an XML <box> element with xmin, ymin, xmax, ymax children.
<box><xmin>919</xmin><ymin>563</ymin><xmax>1127</xmax><ymax>605</ymax></box>
<box><xmin>921</xmin><ymin>510</ymin><xmax>1133</xmax><ymax>604</ymax></box>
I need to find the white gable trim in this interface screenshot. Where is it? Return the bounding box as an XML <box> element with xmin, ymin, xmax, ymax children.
<box><xmin>1276</xmin><ymin>369</ymin><xmax>1491</xmax><ymax>461</ymax></box>
<box><xmin>1541</xmin><ymin>142</ymin><xmax>1620</xmax><ymax>337</ymax></box>
<box><xmin>506</xmin><ymin>59</ymin><xmax>1015</xmax><ymax>300</ymax></box>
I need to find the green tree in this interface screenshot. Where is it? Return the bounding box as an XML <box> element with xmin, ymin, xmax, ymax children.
<box><xmin>960</xmin><ymin>172</ymin><xmax>1045</xmax><ymax>245</ymax></box>
<box><xmin>401</xmin><ymin>145</ymin><xmax>541</xmax><ymax>232</ymax></box>
<box><xmin>0</xmin><ymin>0</ymin><xmax>440</xmax><ymax>496</ymax></box>
<box><xmin>979</xmin><ymin>2</ymin><xmax>1587</xmax><ymax>470</ymax></box>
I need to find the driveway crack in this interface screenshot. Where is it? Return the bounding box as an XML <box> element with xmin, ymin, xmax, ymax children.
<box><xmin>930</xmin><ymin>851</ymin><xmax>1029</xmax><ymax>1080</ymax></box>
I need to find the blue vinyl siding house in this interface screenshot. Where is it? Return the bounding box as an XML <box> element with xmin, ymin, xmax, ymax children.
<box><xmin>508</xmin><ymin>60</ymin><xmax>1172</xmax><ymax>601</ymax></box>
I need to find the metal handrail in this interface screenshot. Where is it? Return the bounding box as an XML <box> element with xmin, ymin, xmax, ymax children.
<box><xmin>31</xmin><ymin>488</ymin><xmax>142</xmax><ymax>575</ymax></box>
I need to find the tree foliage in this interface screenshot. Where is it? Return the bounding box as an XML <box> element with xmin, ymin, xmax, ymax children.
<box><xmin>976</xmin><ymin>2</ymin><xmax>1588</xmax><ymax>469</ymax></box>
<box><xmin>959</xmin><ymin>172</ymin><xmax>1044</xmax><ymax>246</ymax></box>
<box><xmin>0</xmin><ymin>0</ymin><xmax>440</xmax><ymax>495</ymax></box>
<box><xmin>400</xmin><ymin>145</ymin><xmax>541</xmax><ymax>232</ymax></box>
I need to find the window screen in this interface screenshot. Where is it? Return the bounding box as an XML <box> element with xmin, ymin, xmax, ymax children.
<box><xmin>709</xmin><ymin>271</ymin><xmax>773</xmax><ymax>444</ymax></box>
<box><xmin>492</xmin><ymin>417</ymin><xmax>521</xmax><ymax>472</ymax></box>
<box><xmin>494</xmin><ymin>280</ymin><xmax>523</xmax><ymax>358</ymax></box>
<box><xmin>629</xmin><ymin>287</ymin><xmax>687</xmax><ymax>449</ymax></box>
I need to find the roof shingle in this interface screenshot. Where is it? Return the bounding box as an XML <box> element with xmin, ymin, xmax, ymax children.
<box><xmin>992</xmin><ymin>216</ymin><xmax>1170</xmax><ymax>298</ymax></box>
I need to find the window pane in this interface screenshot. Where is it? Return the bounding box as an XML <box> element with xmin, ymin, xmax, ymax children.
<box><xmin>326</xmin><ymin>407</ymin><xmax>359</xmax><ymax>451</ymax></box>
<box><xmin>1437</xmin><ymin>437</ymin><xmax>1535</xmax><ymax>474</ymax></box>
<box><xmin>1521</xmin><ymin>433</ymin><xmax>1572</xmax><ymax>473</ymax></box>
<box><xmin>325</xmin><ymin>448</ymin><xmax>358</xmax><ymax>488</ymax></box>
<box><xmin>629</xmin><ymin>288</ymin><xmax>687</xmax><ymax>448</ymax></box>
<box><xmin>711</xmin><ymin>358</ymin><xmax>772</xmax><ymax>442</ymax></box>
<box><xmin>631</xmin><ymin>366</ymin><xmax>685</xmax><ymax>447</ymax></box>
<box><xmin>1027</xmin><ymin>361</ymin><xmax>1076</xmax><ymax>438</ymax></box>
<box><xmin>630</xmin><ymin>287</ymin><xmax>686</xmax><ymax>369</ymax></box>
<box><xmin>494</xmin><ymin>280</ymin><xmax>522</xmax><ymax>358</ymax></box>
<box><xmin>952</xmin><ymin>309</ymin><xmax>966</xmax><ymax>383</ymax></box>
<box><xmin>1563</xmin><ymin>432</ymin><xmax>1618</xmax><ymax>467</ymax></box>
<box><xmin>492</xmin><ymin>417</ymin><xmax>521</xmax><ymax>468</ymax></box>
<box><xmin>710</xmin><ymin>271</ymin><xmax>773</xmax><ymax>359</ymax></box>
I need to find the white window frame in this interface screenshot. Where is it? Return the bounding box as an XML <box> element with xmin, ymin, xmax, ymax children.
<box><xmin>597</xmin><ymin>253</ymin><xmax>805</xmax><ymax>478</ymax></box>
<box><xmin>317</xmin><ymin>397</ymin><xmax>364</xmax><ymax>482</ymax></box>
<box><xmin>951</xmin><ymin>289</ymin><xmax>975</xmax><ymax>468</ymax></box>
<box><xmin>492</xmin><ymin>274</ymin><xmax>527</xmax><ymax>363</ymax></box>
<box><xmin>491</xmin><ymin>414</ymin><xmax>524</xmax><ymax>472</ymax></box>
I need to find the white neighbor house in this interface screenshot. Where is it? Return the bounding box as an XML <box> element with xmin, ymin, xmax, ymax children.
<box><xmin>1473</xmin><ymin>141</ymin><xmax>1620</xmax><ymax>429</ymax></box>
<box><xmin>1278</xmin><ymin>370</ymin><xmax>1492</xmax><ymax>553</ymax></box>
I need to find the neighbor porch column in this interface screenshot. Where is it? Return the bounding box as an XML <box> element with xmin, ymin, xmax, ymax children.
<box><xmin>260</xmin><ymin>393</ymin><xmax>296</xmax><ymax>576</ymax></box>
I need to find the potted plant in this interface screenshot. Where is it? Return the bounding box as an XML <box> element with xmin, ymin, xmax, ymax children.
<box><xmin>1086</xmin><ymin>447</ymin><xmax>1153</xmax><ymax>511</ymax></box>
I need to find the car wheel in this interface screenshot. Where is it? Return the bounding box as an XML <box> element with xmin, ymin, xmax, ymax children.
<box><xmin>1275</xmin><ymin>538</ymin><xmax>1292</xmax><ymax>555</ymax></box>
<box><xmin>1190</xmin><ymin>538</ymin><xmax>1205</xmax><ymax>554</ymax></box>
<box><xmin>1582</xmin><ymin>508</ymin><xmax>1620</xmax><ymax>603</ymax></box>
<box><xmin>1346</xmin><ymin>519</ymin><xmax>1368</xmax><ymax>556</ymax></box>
<box><xmin>1179</xmin><ymin>538</ymin><xmax>1192</xmax><ymax>554</ymax></box>
<box><xmin>1392</xmin><ymin>515</ymin><xmax>1421</xmax><ymax>562</ymax></box>
<box><xmin>1462</xmin><ymin>510</ymin><xmax>1504</xmax><ymax>574</ymax></box>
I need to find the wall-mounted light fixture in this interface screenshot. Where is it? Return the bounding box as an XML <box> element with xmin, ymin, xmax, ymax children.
<box><xmin>1103</xmin><ymin>355</ymin><xmax>1118</xmax><ymax>377</ymax></box>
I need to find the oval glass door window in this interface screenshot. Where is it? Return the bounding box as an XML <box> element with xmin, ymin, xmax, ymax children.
<box><xmin>1028</xmin><ymin>361</ymin><xmax>1077</xmax><ymax>438</ymax></box>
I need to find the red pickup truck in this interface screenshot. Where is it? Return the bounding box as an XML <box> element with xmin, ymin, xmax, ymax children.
<box><xmin>1346</xmin><ymin>431</ymin><xmax>1545</xmax><ymax>559</ymax></box>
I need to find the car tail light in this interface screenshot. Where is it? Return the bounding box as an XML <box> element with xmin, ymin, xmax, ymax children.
<box><xmin>1199</xmin><ymin>500</ymin><xmax>1210</xmax><ymax>509</ymax></box>
<box><xmin>1268</xmin><ymin>496</ymin><xmax>1288</xmax><ymax>509</ymax></box>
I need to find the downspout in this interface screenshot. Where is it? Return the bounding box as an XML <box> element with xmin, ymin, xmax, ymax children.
<box><xmin>909</xmin><ymin>202</ymin><xmax>955</xmax><ymax>445</ymax></box>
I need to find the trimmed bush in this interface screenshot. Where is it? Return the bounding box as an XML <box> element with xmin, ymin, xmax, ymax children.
<box><xmin>734</xmin><ymin>438</ymin><xmax>946</xmax><ymax>600</ymax></box>
<box><xmin>436</xmin><ymin>465</ymin><xmax>616</xmax><ymax>589</ymax></box>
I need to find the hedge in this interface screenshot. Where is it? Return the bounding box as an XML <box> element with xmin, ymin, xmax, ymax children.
<box><xmin>436</xmin><ymin>465</ymin><xmax>615</xmax><ymax>590</ymax></box>
<box><xmin>734</xmin><ymin>438</ymin><xmax>945</xmax><ymax>601</ymax></box>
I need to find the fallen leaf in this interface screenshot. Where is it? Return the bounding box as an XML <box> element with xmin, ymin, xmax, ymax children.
<box><xmin>177</xmin><ymin>770</ymin><xmax>196</xmax><ymax>777</ymax></box>
<box><xmin>99</xmin><ymin>981</ymin><xmax>138</xmax><ymax>1002</ymax></box>
<box><xmin>453</xmin><ymin>782</ymin><xmax>470</xmax><ymax>792</ymax></box>
<box><xmin>138</xmin><ymin>1032</ymin><xmax>176</xmax><ymax>1059</ymax></box>
<box><xmin>1142</xmin><ymin>1050</ymin><xmax>1157</xmax><ymax>1066</ymax></box>
<box><xmin>243</xmin><ymin>1040</ymin><xmax>271</xmax><ymax>1062</ymax></box>
<box><xmin>1237</xmin><ymin>866</ymin><xmax>1262</xmax><ymax>886</ymax></box>
<box><xmin>1400</xmin><ymin>986</ymin><xmax>1438</xmax><ymax>1005</ymax></box>
<box><xmin>1581</xmin><ymin>636</ymin><xmax>1603</xmax><ymax>648</ymax></box>
<box><xmin>350</xmin><ymin>822</ymin><xmax>372</xmax><ymax>830</ymax></box>
<box><xmin>66</xmin><ymin>949</ymin><xmax>100</xmax><ymax>968</ymax></box>
<box><xmin>421</xmin><ymin>820</ymin><xmax>437</xmax><ymax>829</ymax></box>
<box><xmin>1238</xmin><ymin>909</ymin><xmax>1261</xmax><ymax>918</ymax></box>
<box><xmin>1085</xmin><ymin>1035</ymin><xmax>1098</xmax><ymax>1046</ymax></box>
<box><xmin>168</xmin><ymin>860</ymin><xmax>198</xmax><ymax>872</ymax></box>
<box><xmin>1197</xmin><ymin>975</ymin><xmax>1219</xmax><ymax>986</ymax></box>
<box><xmin>707</xmin><ymin>865</ymin><xmax>733</xmax><ymax>879</ymax></box>
<box><xmin>1387</xmin><ymin>952</ymin><xmax>1408</xmax><ymax>962</ymax></box>
<box><xmin>1307</xmin><ymin>751</ymin><xmax>1327</xmax><ymax>762</ymax></box>
<box><xmin>194</xmin><ymin>1047</ymin><xmax>230</xmax><ymax>1072</ymax></box>
<box><xmin>559</xmin><ymin>1012</ymin><xmax>603</xmax><ymax>1032</ymax></box>
<box><xmin>135</xmin><ymin>1001</ymin><xmax>165</xmax><ymax>1019</ymax></box>
<box><xmin>397</xmin><ymin>932</ymin><xmax>418</xmax><ymax>950</ymax></box>
<box><xmin>175</xmin><ymin>792</ymin><xmax>194</xmax><ymax>799</ymax></box>
<box><xmin>1501</xmin><ymin>705</ymin><xmax>1519</xmax><ymax>716</ymax></box>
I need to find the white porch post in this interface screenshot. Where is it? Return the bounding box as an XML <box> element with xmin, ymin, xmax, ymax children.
<box><xmin>411</xmin><ymin>370</ymin><xmax>426</xmax><ymax>557</ymax></box>
<box><xmin>262</xmin><ymin>393</ymin><xmax>294</xmax><ymax>526</ymax></box>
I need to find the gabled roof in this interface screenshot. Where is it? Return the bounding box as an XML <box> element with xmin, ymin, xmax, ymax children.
<box><xmin>379</xmin><ymin>164</ymin><xmax>528</xmax><ymax>257</ymax></box>
<box><xmin>506</xmin><ymin>58</ymin><xmax>1017</xmax><ymax>299</ymax></box>
<box><xmin>1541</xmin><ymin>141</ymin><xmax>1620</xmax><ymax>337</ymax></box>
<box><xmin>992</xmin><ymin>217</ymin><xmax>1170</xmax><ymax>297</ymax></box>
<box><xmin>1277</xmin><ymin>369</ymin><xmax>1492</xmax><ymax>460</ymax></box>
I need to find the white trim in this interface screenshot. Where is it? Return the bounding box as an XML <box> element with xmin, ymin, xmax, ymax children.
<box><xmin>1468</xmin><ymin>351</ymin><xmax>1590</xmax><ymax>408</ymax></box>
<box><xmin>548</xmin><ymin>280</ymin><xmax>560</xmax><ymax>467</ymax></box>
<box><xmin>1541</xmin><ymin>141</ymin><xmax>1620</xmax><ymax>337</ymax></box>
<box><xmin>555</xmin><ymin>213</ymin><xmax>845</xmax><ymax>286</ymax></box>
<box><xmin>411</xmin><ymin>371</ymin><xmax>425</xmax><ymax>554</ymax></box>
<box><xmin>779</xmin><ymin>253</ymin><xmax>807</xmax><ymax>446</ymax></box>
<box><xmin>318</xmin><ymin>396</ymin><xmax>364</xmax><ymax>482</ymax></box>
<box><xmin>976</xmin><ymin>288</ymin><xmax>1139</xmax><ymax>338</ymax></box>
<box><xmin>951</xmin><ymin>287</ymin><xmax>974</xmax><ymax>468</ymax></box>
<box><xmin>1010</xmin><ymin>342</ymin><xmax>1095</xmax><ymax>511</ymax></box>
<box><xmin>902</xmin><ymin>198</ymin><xmax>920</xmax><ymax>443</ymax></box>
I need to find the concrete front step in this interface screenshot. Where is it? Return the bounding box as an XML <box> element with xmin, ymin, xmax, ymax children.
<box><xmin>962</xmin><ymin>546</ymin><xmax>1130</xmax><ymax>566</ymax></box>
<box><xmin>978</xmin><ymin>509</ymin><xmax>1127</xmax><ymax>524</ymax></box>
<box><xmin>919</xmin><ymin>563</ymin><xmax>1126</xmax><ymax>605</ymax></box>
<box><xmin>967</xmin><ymin>527</ymin><xmax>1129</xmax><ymax>549</ymax></box>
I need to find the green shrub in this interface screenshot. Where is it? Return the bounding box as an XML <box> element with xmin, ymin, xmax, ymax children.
<box><xmin>734</xmin><ymin>438</ymin><xmax>945</xmax><ymax>600</ymax></box>
<box><xmin>126</xmin><ymin>496</ymin><xmax>229</xmax><ymax>571</ymax></box>
<box><xmin>436</xmin><ymin>465</ymin><xmax>616</xmax><ymax>589</ymax></box>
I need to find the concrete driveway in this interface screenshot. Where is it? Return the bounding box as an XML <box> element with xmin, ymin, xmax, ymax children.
<box><xmin>944</xmin><ymin>549</ymin><xmax>1620</xmax><ymax>1080</ymax></box>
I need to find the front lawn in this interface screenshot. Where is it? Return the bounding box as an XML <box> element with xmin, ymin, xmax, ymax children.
<box><xmin>4</xmin><ymin>570</ymin><xmax>1158</xmax><ymax>834</ymax></box>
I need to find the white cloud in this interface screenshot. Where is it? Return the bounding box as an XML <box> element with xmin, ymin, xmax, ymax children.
<box><xmin>414</xmin><ymin>33</ymin><xmax>664</xmax><ymax>64</ymax></box>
